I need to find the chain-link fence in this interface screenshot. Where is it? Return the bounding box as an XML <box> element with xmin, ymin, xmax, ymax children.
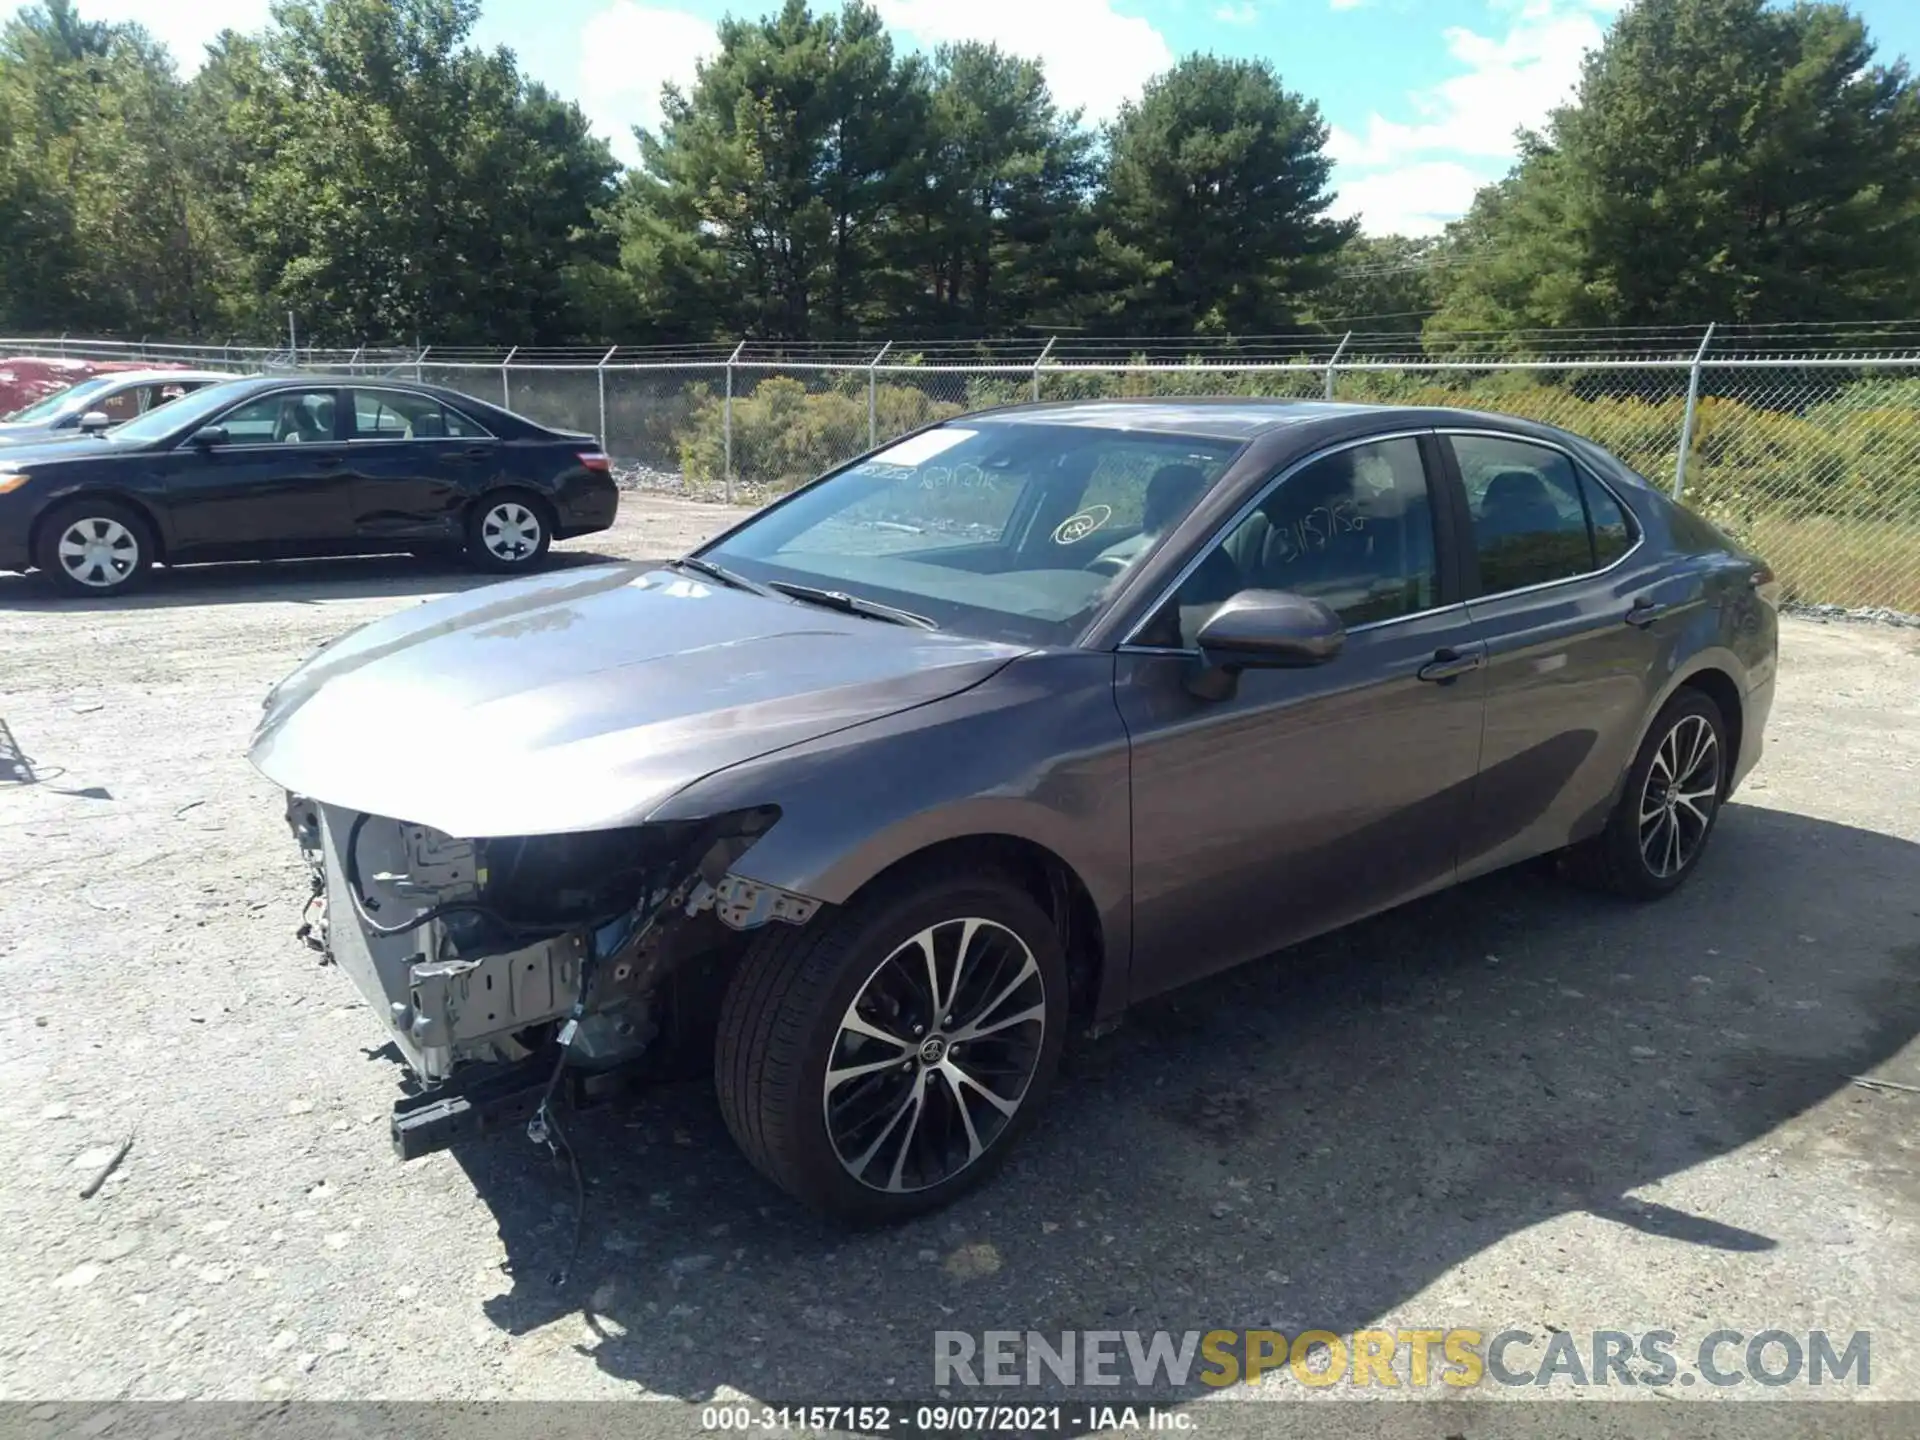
<box><xmin>5</xmin><ymin>328</ymin><xmax>1918</xmax><ymax>611</ymax></box>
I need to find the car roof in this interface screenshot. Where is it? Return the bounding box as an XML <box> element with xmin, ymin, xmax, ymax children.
<box><xmin>966</xmin><ymin>395</ymin><xmax>1587</xmax><ymax>441</ymax></box>
<box><xmin>968</xmin><ymin>397</ymin><xmax>1379</xmax><ymax>441</ymax></box>
<box><xmin>71</xmin><ymin>368</ymin><xmax>237</xmax><ymax>384</ymax></box>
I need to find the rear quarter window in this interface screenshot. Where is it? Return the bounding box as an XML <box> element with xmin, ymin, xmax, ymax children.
<box><xmin>1580</xmin><ymin>472</ymin><xmax>1637</xmax><ymax>565</ymax></box>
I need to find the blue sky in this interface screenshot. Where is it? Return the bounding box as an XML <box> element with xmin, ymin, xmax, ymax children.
<box><xmin>78</xmin><ymin>0</ymin><xmax>1920</xmax><ymax>236</ymax></box>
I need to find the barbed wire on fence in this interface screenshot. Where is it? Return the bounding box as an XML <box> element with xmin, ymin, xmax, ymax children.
<box><xmin>5</xmin><ymin>327</ymin><xmax>1918</xmax><ymax>613</ymax></box>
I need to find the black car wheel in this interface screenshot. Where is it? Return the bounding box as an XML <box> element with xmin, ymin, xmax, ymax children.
<box><xmin>33</xmin><ymin>498</ymin><xmax>154</xmax><ymax>596</ymax></box>
<box><xmin>464</xmin><ymin>492</ymin><xmax>551</xmax><ymax>572</ymax></box>
<box><xmin>1568</xmin><ymin>687</ymin><xmax>1729</xmax><ymax>899</ymax></box>
<box><xmin>716</xmin><ymin>872</ymin><xmax>1068</xmax><ymax>1224</ymax></box>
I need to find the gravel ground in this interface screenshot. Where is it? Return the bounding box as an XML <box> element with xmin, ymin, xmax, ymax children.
<box><xmin>2</xmin><ymin>495</ymin><xmax>1918</xmax><ymax>1413</ymax></box>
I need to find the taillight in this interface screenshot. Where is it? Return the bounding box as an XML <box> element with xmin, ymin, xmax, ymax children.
<box><xmin>1750</xmin><ymin>563</ymin><xmax>1780</xmax><ymax>605</ymax></box>
<box><xmin>578</xmin><ymin>451</ymin><xmax>611</xmax><ymax>473</ymax></box>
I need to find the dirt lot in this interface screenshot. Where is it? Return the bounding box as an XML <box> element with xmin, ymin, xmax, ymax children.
<box><xmin>2</xmin><ymin>495</ymin><xmax>1918</xmax><ymax>1411</ymax></box>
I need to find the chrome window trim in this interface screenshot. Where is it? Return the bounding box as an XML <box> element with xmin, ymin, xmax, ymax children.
<box><xmin>1434</xmin><ymin>427</ymin><xmax>1647</xmax><ymax>603</ymax></box>
<box><xmin>1114</xmin><ymin>427</ymin><xmax>1441</xmax><ymax>650</ymax></box>
<box><xmin>342</xmin><ymin>434</ymin><xmax>489</xmax><ymax>445</ymax></box>
<box><xmin>183</xmin><ymin>441</ymin><xmax>346</xmax><ymax>453</ymax></box>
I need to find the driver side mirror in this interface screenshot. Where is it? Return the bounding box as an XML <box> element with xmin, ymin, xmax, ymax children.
<box><xmin>1187</xmin><ymin>589</ymin><xmax>1346</xmax><ymax>700</ymax></box>
<box><xmin>189</xmin><ymin>425</ymin><xmax>230</xmax><ymax>448</ymax></box>
<box><xmin>77</xmin><ymin>410</ymin><xmax>112</xmax><ymax>433</ymax></box>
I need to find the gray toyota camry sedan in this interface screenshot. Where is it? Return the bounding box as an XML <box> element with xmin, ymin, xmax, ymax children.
<box><xmin>250</xmin><ymin>398</ymin><xmax>1778</xmax><ymax>1223</ymax></box>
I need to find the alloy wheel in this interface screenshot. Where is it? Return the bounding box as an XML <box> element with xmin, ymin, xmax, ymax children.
<box><xmin>823</xmin><ymin>917</ymin><xmax>1047</xmax><ymax>1194</ymax></box>
<box><xmin>481</xmin><ymin>502</ymin><xmax>542</xmax><ymax>562</ymax></box>
<box><xmin>56</xmin><ymin>517</ymin><xmax>140</xmax><ymax>589</ymax></box>
<box><xmin>1638</xmin><ymin>712</ymin><xmax>1720</xmax><ymax>879</ymax></box>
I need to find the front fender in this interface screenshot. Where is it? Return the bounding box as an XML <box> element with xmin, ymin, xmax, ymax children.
<box><xmin>647</xmin><ymin>650</ymin><xmax>1134</xmax><ymax>1009</ymax></box>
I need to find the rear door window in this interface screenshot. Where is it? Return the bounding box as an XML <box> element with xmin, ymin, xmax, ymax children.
<box><xmin>93</xmin><ymin>386</ymin><xmax>146</xmax><ymax>422</ymax></box>
<box><xmin>349</xmin><ymin>388</ymin><xmax>487</xmax><ymax>441</ymax></box>
<box><xmin>1450</xmin><ymin>435</ymin><xmax>1597</xmax><ymax>593</ymax></box>
<box><xmin>441</xmin><ymin>406</ymin><xmax>491</xmax><ymax>439</ymax></box>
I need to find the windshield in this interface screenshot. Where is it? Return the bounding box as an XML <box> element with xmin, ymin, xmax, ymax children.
<box><xmin>700</xmin><ymin>421</ymin><xmax>1245</xmax><ymax>645</ymax></box>
<box><xmin>3</xmin><ymin>375</ymin><xmax>115</xmax><ymax>423</ymax></box>
<box><xmin>105</xmin><ymin>380</ymin><xmax>254</xmax><ymax>445</ymax></box>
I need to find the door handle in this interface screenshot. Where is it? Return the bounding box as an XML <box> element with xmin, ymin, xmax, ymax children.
<box><xmin>1625</xmin><ymin>597</ymin><xmax>1670</xmax><ymax>629</ymax></box>
<box><xmin>1417</xmin><ymin>646</ymin><xmax>1485</xmax><ymax>683</ymax></box>
<box><xmin>313</xmin><ymin>455</ymin><xmax>343</xmax><ymax>469</ymax></box>
<box><xmin>463</xmin><ymin>446</ymin><xmax>491</xmax><ymax>460</ymax></box>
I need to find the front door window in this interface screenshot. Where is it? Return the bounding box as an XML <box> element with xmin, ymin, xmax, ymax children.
<box><xmin>1139</xmin><ymin>436</ymin><xmax>1439</xmax><ymax>647</ymax></box>
<box><xmin>217</xmin><ymin>390</ymin><xmax>338</xmax><ymax>446</ymax></box>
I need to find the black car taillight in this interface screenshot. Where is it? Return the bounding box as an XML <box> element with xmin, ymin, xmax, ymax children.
<box><xmin>579</xmin><ymin>450</ymin><xmax>611</xmax><ymax>473</ymax></box>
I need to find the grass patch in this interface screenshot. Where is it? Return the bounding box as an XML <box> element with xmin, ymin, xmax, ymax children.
<box><xmin>1740</xmin><ymin>512</ymin><xmax>1920</xmax><ymax>612</ymax></box>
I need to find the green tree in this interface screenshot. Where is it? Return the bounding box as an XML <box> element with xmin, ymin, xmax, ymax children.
<box><xmin>895</xmin><ymin>42</ymin><xmax>1094</xmax><ymax>334</ymax></box>
<box><xmin>619</xmin><ymin>0</ymin><xmax>928</xmax><ymax>341</ymax></box>
<box><xmin>1087</xmin><ymin>54</ymin><xmax>1352</xmax><ymax>336</ymax></box>
<box><xmin>1299</xmin><ymin>233</ymin><xmax>1443</xmax><ymax>333</ymax></box>
<box><xmin>1430</xmin><ymin>0</ymin><xmax>1920</xmax><ymax>335</ymax></box>
<box><xmin>222</xmin><ymin>0</ymin><xmax>618</xmax><ymax>345</ymax></box>
<box><xmin>0</xmin><ymin>0</ymin><xmax>228</xmax><ymax>334</ymax></box>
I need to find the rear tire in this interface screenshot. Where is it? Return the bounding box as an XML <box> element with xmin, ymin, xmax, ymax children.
<box><xmin>463</xmin><ymin>492</ymin><xmax>551</xmax><ymax>573</ymax></box>
<box><xmin>715</xmin><ymin>872</ymin><xmax>1067</xmax><ymax>1224</ymax></box>
<box><xmin>1565</xmin><ymin>687</ymin><xmax>1729</xmax><ymax>899</ymax></box>
<box><xmin>32</xmin><ymin>498</ymin><xmax>154</xmax><ymax>597</ymax></box>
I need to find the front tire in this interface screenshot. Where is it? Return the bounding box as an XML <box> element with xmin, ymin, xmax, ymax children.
<box><xmin>33</xmin><ymin>498</ymin><xmax>154</xmax><ymax>596</ymax></box>
<box><xmin>715</xmin><ymin>873</ymin><xmax>1068</xmax><ymax>1224</ymax></box>
<box><xmin>464</xmin><ymin>492</ymin><xmax>551</xmax><ymax>573</ymax></box>
<box><xmin>1567</xmin><ymin>687</ymin><xmax>1729</xmax><ymax>899</ymax></box>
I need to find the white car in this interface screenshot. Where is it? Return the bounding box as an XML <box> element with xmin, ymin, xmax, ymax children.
<box><xmin>0</xmin><ymin>369</ymin><xmax>238</xmax><ymax>445</ymax></box>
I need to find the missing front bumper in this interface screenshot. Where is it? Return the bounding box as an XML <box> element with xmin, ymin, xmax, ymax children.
<box><xmin>285</xmin><ymin>793</ymin><xmax>819</xmax><ymax>1154</ymax></box>
<box><xmin>389</xmin><ymin>1055</ymin><xmax>555</xmax><ymax>1159</ymax></box>
<box><xmin>388</xmin><ymin>1053</ymin><xmax>633</xmax><ymax>1159</ymax></box>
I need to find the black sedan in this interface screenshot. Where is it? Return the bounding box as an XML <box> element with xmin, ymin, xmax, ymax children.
<box><xmin>252</xmin><ymin>398</ymin><xmax>1778</xmax><ymax>1222</ymax></box>
<box><xmin>0</xmin><ymin>376</ymin><xmax>619</xmax><ymax>594</ymax></box>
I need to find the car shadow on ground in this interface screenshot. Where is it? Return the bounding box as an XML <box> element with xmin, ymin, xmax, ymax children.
<box><xmin>455</xmin><ymin>803</ymin><xmax>1920</xmax><ymax>1407</ymax></box>
<box><xmin>0</xmin><ymin>545</ymin><xmax>641</xmax><ymax>611</ymax></box>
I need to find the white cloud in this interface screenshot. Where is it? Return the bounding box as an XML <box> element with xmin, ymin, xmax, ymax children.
<box><xmin>1214</xmin><ymin>2</ymin><xmax>1259</xmax><ymax>23</ymax></box>
<box><xmin>1328</xmin><ymin>0</ymin><xmax>1623</xmax><ymax>234</ymax></box>
<box><xmin>1331</xmin><ymin>0</ymin><xmax>1619</xmax><ymax>167</ymax></box>
<box><xmin>871</xmin><ymin>0</ymin><xmax>1173</xmax><ymax>122</ymax></box>
<box><xmin>1330</xmin><ymin>0</ymin><xmax>1370</xmax><ymax>10</ymax></box>
<box><xmin>78</xmin><ymin>0</ymin><xmax>270</xmax><ymax>70</ymax></box>
<box><xmin>576</xmin><ymin>3</ymin><xmax>716</xmax><ymax>166</ymax></box>
<box><xmin>1330</xmin><ymin>160</ymin><xmax>1488</xmax><ymax>237</ymax></box>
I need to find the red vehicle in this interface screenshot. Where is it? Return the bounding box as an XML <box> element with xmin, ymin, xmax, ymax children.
<box><xmin>0</xmin><ymin>356</ymin><xmax>190</xmax><ymax>419</ymax></box>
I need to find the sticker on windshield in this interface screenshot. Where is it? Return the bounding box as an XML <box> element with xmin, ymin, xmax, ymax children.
<box><xmin>1053</xmin><ymin>506</ymin><xmax>1111</xmax><ymax>544</ymax></box>
<box><xmin>869</xmin><ymin>427</ymin><xmax>976</xmax><ymax>468</ymax></box>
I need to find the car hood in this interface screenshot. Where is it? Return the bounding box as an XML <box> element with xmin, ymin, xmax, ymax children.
<box><xmin>248</xmin><ymin>562</ymin><xmax>1029</xmax><ymax>837</ymax></box>
<box><xmin>0</xmin><ymin>431</ymin><xmax>114</xmax><ymax>458</ymax></box>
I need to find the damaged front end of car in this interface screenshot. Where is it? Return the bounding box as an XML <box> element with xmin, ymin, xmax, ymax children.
<box><xmin>283</xmin><ymin>794</ymin><xmax>817</xmax><ymax>1159</ymax></box>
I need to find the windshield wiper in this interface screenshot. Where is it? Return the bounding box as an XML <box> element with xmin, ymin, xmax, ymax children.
<box><xmin>767</xmin><ymin>581</ymin><xmax>939</xmax><ymax>630</ymax></box>
<box><xmin>670</xmin><ymin>554</ymin><xmax>777</xmax><ymax>596</ymax></box>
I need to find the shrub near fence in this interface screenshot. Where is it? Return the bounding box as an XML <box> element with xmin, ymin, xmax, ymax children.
<box><xmin>676</xmin><ymin>373</ymin><xmax>965</xmax><ymax>490</ymax></box>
